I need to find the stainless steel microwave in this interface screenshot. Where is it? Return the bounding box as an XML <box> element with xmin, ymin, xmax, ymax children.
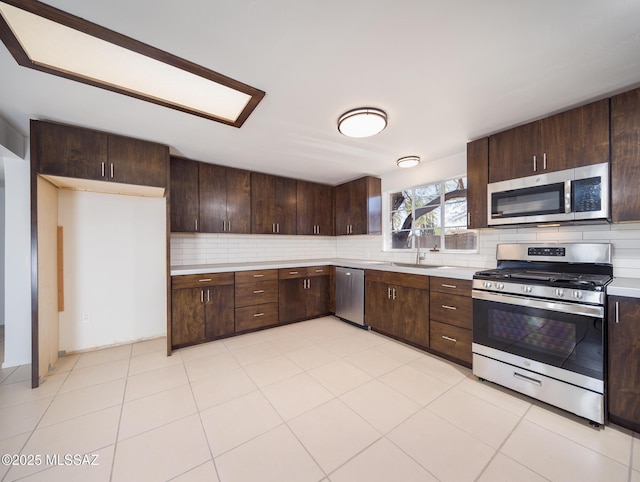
<box><xmin>487</xmin><ymin>162</ymin><xmax>610</xmax><ymax>227</ymax></box>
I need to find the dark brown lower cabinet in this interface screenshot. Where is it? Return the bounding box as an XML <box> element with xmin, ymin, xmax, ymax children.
<box><xmin>279</xmin><ymin>267</ymin><xmax>330</xmax><ymax>323</ymax></box>
<box><xmin>365</xmin><ymin>270</ymin><xmax>429</xmax><ymax>348</ymax></box>
<box><xmin>171</xmin><ymin>273</ymin><xmax>234</xmax><ymax>348</ymax></box>
<box><xmin>607</xmin><ymin>296</ymin><xmax>640</xmax><ymax>432</ymax></box>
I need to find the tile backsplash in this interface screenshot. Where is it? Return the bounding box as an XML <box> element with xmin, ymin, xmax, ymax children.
<box><xmin>171</xmin><ymin>222</ymin><xmax>640</xmax><ymax>279</ymax></box>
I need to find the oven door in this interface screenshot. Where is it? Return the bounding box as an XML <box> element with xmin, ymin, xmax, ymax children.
<box><xmin>472</xmin><ymin>290</ymin><xmax>604</xmax><ymax>392</ymax></box>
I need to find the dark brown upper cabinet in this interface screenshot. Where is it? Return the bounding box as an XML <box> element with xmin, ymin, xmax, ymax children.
<box><xmin>297</xmin><ymin>180</ymin><xmax>335</xmax><ymax>236</ymax></box>
<box><xmin>169</xmin><ymin>157</ymin><xmax>200</xmax><ymax>233</ymax></box>
<box><xmin>251</xmin><ymin>172</ymin><xmax>297</xmax><ymax>234</ymax></box>
<box><xmin>335</xmin><ymin>176</ymin><xmax>382</xmax><ymax>235</ymax></box>
<box><xmin>611</xmin><ymin>87</ymin><xmax>640</xmax><ymax>223</ymax></box>
<box><xmin>466</xmin><ymin>137</ymin><xmax>489</xmax><ymax>229</ymax></box>
<box><xmin>488</xmin><ymin>99</ymin><xmax>609</xmax><ymax>183</ymax></box>
<box><xmin>33</xmin><ymin>120</ymin><xmax>167</xmax><ymax>187</ymax></box>
<box><xmin>199</xmin><ymin>164</ymin><xmax>251</xmax><ymax>234</ymax></box>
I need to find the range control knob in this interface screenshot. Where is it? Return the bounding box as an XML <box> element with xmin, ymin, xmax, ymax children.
<box><xmin>496</xmin><ymin>282</ymin><xmax>505</xmax><ymax>290</ymax></box>
<box><xmin>573</xmin><ymin>290</ymin><xmax>583</xmax><ymax>300</ymax></box>
<box><xmin>483</xmin><ymin>281</ymin><xmax>492</xmax><ymax>289</ymax></box>
<box><xmin>522</xmin><ymin>285</ymin><xmax>532</xmax><ymax>293</ymax></box>
<box><xmin>555</xmin><ymin>288</ymin><xmax>565</xmax><ymax>297</ymax></box>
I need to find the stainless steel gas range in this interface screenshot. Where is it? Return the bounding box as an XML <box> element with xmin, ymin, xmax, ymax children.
<box><xmin>472</xmin><ymin>243</ymin><xmax>613</xmax><ymax>425</ymax></box>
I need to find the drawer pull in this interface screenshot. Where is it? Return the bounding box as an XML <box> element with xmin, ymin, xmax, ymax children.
<box><xmin>441</xmin><ymin>284</ymin><xmax>457</xmax><ymax>289</ymax></box>
<box><xmin>513</xmin><ymin>372</ymin><xmax>542</xmax><ymax>386</ymax></box>
<box><xmin>441</xmin><ymin>335</ymin><xmax>457</xmax><ymax>343</ymax></box>
<box><xmin>289</xmin><ymin>271</ymin><xmax>299</xmax><ymax>275</ymax></box>
<box><xmin>253</xmin><ymin>290</ymin><xmax>265</xmax><ymax>294</ymax></box>
<box><xmin>199</xmin><ymin>278</ymin><xmax>213</xmax><ymax>282</ymax></box>
<box><xmin>314</xmin><ymin>269</ymin><xmax>324</xmax><ymax>273</ymax></box>
<box><xmin>442</xmin><ymin>305</ymin><xmax>457</xmax><ymax>310</ymax></box>
<box><xmin>253</xmin><ymin>313</ymin><xmax>264</xmax><ymax>317</ymax></box>
<box><xmin>253</xmin><ymin>274</ymin><xmax>264</xmax><ymax>278</ymax></box>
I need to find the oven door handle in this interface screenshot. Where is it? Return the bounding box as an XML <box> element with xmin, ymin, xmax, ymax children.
<box><xmin>472</xmin><ymin>289</ymin><xmax>604</xmax><ymax>318</ymax></box>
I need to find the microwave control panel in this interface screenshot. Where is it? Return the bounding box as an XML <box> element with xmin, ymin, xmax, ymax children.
<box><xmin>572</xmin><ymin>176</ymin><xmax>602</xmax><ymax>213</ymax></box>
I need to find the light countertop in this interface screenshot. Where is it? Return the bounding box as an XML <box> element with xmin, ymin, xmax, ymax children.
<box><xmin>171</xmin><ymin>258</ymin><xmax>478</xmax><ymax>281</ymax></box>
<box><xmin>607</xmin><ymin>278</ymin><xmax>640</xmax><ymax>299</ymax></box>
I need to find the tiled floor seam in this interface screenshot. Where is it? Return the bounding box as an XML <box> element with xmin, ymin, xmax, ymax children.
<box><xmin>321</xmin><ymin>435</ymin><xmax>385</xmax><ymax>481</ymax></box>
<box><xmin>110</xmin><ymin>347</ymin><xmax>134</xmax><ymax>481</ymax></box>
<box><xmin>377</xmin><ymin>434</ymin><xmax>442</xmax><ymax>482</ymax></box>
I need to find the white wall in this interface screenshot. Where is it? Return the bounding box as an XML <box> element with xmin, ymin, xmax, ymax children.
<box><xmin>58</xmin><ymin>190</ymin><xmax>167</xmax><ymax>353</ymax></box>
<box><xmin>2</xmin><ymin>154</ymin><xmax>31</xmax><ymax>368</ymax></box>
<box><xmin>0</xmin><ymin>185</ymin><xmax>5</xmax><ymax>327</ymax></box>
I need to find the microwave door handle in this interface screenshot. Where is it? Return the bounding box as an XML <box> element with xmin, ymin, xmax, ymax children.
<box><xmin>566</xmin><ymin>180</ymin><xmax>573</xmax><ymax>213</ymax></box>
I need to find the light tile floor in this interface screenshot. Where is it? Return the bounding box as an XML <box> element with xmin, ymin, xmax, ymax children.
<box><xmin>0</xmin><ymin>316</ymin><xmax>638</xmax><ymax>481</ymax></box>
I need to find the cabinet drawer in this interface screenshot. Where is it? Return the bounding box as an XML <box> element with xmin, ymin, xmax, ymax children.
<box><xmin>308</xmin><ymin>265</ymin><xmax>330</xmax><ymax>277</ymax></box>
<box><xmin>235</xmin><ymin>303</ymin><xmax>278</xmax><ymax>332</ymax></box>
<box><xmin>235</xmin><ymin>269</ymin><xmax>278</xmax><ymax>283</ymax></box>
<box><xmin>172</xmin><ymin>272</ymin><xmax>234</xmax><ymax>290</ymax></box>
<box><xmin>279</xmin><ymin>267</ymin><xmax>307</xmax><ymax>279</ymax></box>
<box><xmin>430</xmin><ymin>321</ymin><xmax>472</xmax><ymax>364</ymax></box>
<box><xmin>430</xmin><ymin>291</ymin><xmax>472</xmax><ymax>329</ymax></box>
<box><xmin>430</xmin><ymin>277</ymin><xmax>472</xmax><ymax>297</ymax></box>
<box><xmin>365</xmin><ymin>269</ymin><xmax>429</xmax><ymax>290</ymax></box>
<box><xmin>235</xmin><ymin>280</ymin><xmax>278</xmax><ymax>307</ymax></box>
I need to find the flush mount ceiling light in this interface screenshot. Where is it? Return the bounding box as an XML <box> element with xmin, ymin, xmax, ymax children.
<box><xmin>396</xmin><ymin>155</ymin><xmax>421</xmax><ymax>168</ymax></box>
<box><xmin>337</xmin><ymin>108</ymin><xmax>387</xmax><ymax>138</ymax></box>
<box><xmin>0</xmin><ymin>0</ymin><xmax>265</xmax><ymax>126</ymax></box>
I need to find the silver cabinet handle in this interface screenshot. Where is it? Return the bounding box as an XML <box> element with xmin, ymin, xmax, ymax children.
<box><xmin>307</xmin><ymin>278</ymin><xmax>311</xmax><ymax>289</ymax></box>
<box><xmin>199</xmin><ymin>278</ymin><xmax>212</xmax><ymax>282</ymax></box>
<box><xmin>392</xmin><ymin>288</ymin><xmax>397</xmax><ymax>300</ymax></box>
<box><xmin>533</xmin><ymin>155</ymin><xmax>537</xmax><ymax>172</ymax></box>
<box><xmin>253</xmin><ymin>289</ymin><xmax>264</xmax><ymax>294</ymax></box>
<box><xmin>289</xmin><ymin>271</ymin><xmax>299</xmax><ymax>275</ymax></box>
<box><xmin>200</xmin><ymin>289</ymin><xmax>204</xmax><ymax>303</ymax></box>
<box><xmin>543</xmin><ymin>152</ymin><xmax>547</xmax><ymax>170</ymax></box>
<box><xmin>441</xmin><ymin>335</ymin><xmax>457</xmax><ymax>343</ymax></box>
<box><xmin>514</xmin><ymin>372</ymin><xmax>542</xmax><ymax>386</ymax></box>
<box><xmin>441</xmin><ymin>284</ymin><xmax>457</xmax><ymax>289</ymax></box>
<box><xmin>207</xmin><ymin>289</ymin><xmax>210</xmax><ymax>302</ymax></box>
<box><xmin>387</xmin><ymin>287</ymin><xmax>392</xmax><ymax>299</ymax></box>
<box><xmin>223</xmin><ymin>221</ymin><xmax>226</xmax><ymax>232</ymax></box>
<box><xmin>101</xmin><ymin>161</ymin><xmax>105</xmax><ymax>177</ymax></box>
<box><xmin>195</xmin><ymin>218</ymin><xmax>198</xmax><ymax>231</ymax></box>
<box><xmin>615</xmin><ymin>301</ymin><xmax>620</xmax><ymax>323</ymax></box>
<box><xmin>253</xmin><ymin>274</ymin><xmax>264</xmax><ymax>278</ymax></box>
<box><xmin>442</xmin><ymin>305</ymin><xmax>457</xmax><ymax>310</ymax></box>
<box><xmin>110</xmin><ymin>163</ymin><xmax>114</xmax><ymax>178</ymax></box>
<box><xmin>228</xmin><ymin>221</ymin><xmax>231</xmax><ymax>232</ymax></box>
<box><xmin>254</xmin><ymin>312</ymin><xmax>264</xmax><ymax>317</ymax></box>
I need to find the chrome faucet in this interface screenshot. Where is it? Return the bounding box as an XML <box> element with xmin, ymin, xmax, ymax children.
<box><xmin>412</xmin><ymin>231</ymin><xmax>424</xmax><ymax>265</ymax></box>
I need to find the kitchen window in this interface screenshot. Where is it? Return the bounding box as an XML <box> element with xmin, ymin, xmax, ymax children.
<box><xmin>385</xmin><ymin>176</ymin><xmax>477</xmax><ymax>252</ymax></box>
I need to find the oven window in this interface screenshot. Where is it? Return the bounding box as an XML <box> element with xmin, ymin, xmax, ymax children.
<box><xmin>492</xmin><ymin>182</ymin><xmax>565</xmax><ymax>219</ymax></box>
<box><xmin>473</xmin><ymin>299</ymin><xmax>603</xmax><ymax>380</ymax></box>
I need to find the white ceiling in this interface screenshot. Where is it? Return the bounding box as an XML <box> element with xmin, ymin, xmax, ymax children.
<box><xmin>1</xmin><ymin>0</ymin><xmax>640</xmax><ymax>185</ymax></box>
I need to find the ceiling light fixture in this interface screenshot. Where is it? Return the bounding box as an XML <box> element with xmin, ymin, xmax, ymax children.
<box><xmin>338</xmin><ymin>108</ymin><xmax>387</xmax><ymax>138</ymax></box>
<box><xmin>396</xmin><ymin>156</ymin><xmax>421</xmax><ymax>168</ymax></box>
<box><xmin>0</xmin><ymin>0</ymin><xmax>265</xmax><ymax>127</ymax></box>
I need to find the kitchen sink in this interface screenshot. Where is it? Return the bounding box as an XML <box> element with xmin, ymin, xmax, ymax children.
<box><xmin>390</xmin><ymin>262</ymin><xmax>442</xmax><ymax>269</ymax></box>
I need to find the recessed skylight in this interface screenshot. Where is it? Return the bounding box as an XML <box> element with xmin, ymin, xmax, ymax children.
<box><xmin>0</xmin><ymin>0</ymin><xmax>265</xmax><ymax>126</ymax></box>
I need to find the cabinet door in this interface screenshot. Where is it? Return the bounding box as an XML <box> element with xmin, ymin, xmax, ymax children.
<box><xmin>170</xmin><ymin>158</ymin><xmax>199</xmax><ymax>232</ymax></box>
<box><xmin>608</xmin><ymin>296</ymin><xmax>640</xmax><ymax>431</ymax></box>
<box><xmin>278</xmin><ymin>278</ymin><xmax>307</xmax><ymax>323</ymax></box>
<box><xmin>205</xmin><ymin>284</ymin><xmax>235</xmax><ymax>338</ymax></box>
<box><xmin>274</xmin><ymin>175</ymin><xmax>297</xmax><ymax>235</ymax></box>
<box><xmin>402</xmin><ymin>285</ymin><xmax>429</xmax><ymax>348</ymax></box>
<box><xmin>335</xmin><ymin>183</ymin><xmax>351</xmax><ymax>235</ymax></box>
<box><xmin>171</xmin><ymin>288</ymin><xmax>205</xmax><ymax>346</ymax></box>
<box><xmin>611</xmin><ymin>88</ymin><xmax>640</xmax><ymax>223</ymax></box>
<box><xmin>225</xmin><ymin>167</ymin><xmax>251</xmax><ymax>234</ymax></box>
<box><xmin>34</xmin><ymin>121</ymin><xmax>108</xmax><ymax>181</ymax></box>
<box><xmin>107</xmin><ymin>135</ymin><xmax>167</xmax><ymax>187</ymax></box>
<box><xmin>349</xmin><ymin>177</ymin><xmax>368</xmax><ymax>234</ymax></box>
<box><xmin>488</xmin><ymin>121</ymin><xmax>540</xmax><ymax>182</ymax></box>
<box><xmin>296</xmin><ymin>181</ymin><xmax>316</xmax><ymax>235</ymax></box>
<box><xmin>364</xmin><ymin>280</ymin><xmax>391</xmax><ymax>332</ymax></box>
<box><xmin>199</xmin><ymin>163</ymin><xmax>227</xmax><ymax>233</ymax></box>
<box><xmin>316</xmin><ymin>183</ymin><xmax>335</xmax><ymax>236</ymax></box>
<box><xmin>306</xmin><ymin>275</ymin><xmax>330</xmax><ymax>318</ymax></box>
<box><xmin>251</xmin><ymin>172</ymin><xmax>276</xmax><ymax>233</ymax></box>
<box><xmin>541</xmin><ymin>99</ymin><xmax>609</xmax><ymax>172</ymax></box>
<box><xmin>466</xmin><ymin>137</ymin><xmax>489</xmax><ymax>229</ymax></box>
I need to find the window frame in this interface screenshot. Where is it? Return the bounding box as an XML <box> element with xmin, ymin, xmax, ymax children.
<box><xmin>383</xmin><ymin>175</ymin><xmax>478</xmax><ymax>253</ymax></box>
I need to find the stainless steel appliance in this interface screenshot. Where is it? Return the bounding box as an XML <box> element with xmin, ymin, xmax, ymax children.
<box><xmin>335</xmin><ymin>267</ymin><xmax>365</xmax><ymax>327</ymax></box>
<box><xmin>487</xmin><ymin>162</ymin><xmax>609</xmax><ymax>227</ymax></box>
<box><xmin>472</xmin><ymin>243</ymin><xmax>613</xmax><ymax>425</ymax></box>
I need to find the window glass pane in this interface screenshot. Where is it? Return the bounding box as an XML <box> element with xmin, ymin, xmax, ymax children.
<box><xmin>416</xmin><ymin>204</ymin><xmax>441</xmax><ymax>230</ymax></box>
<box><xmin>444</xmin><ymin>227</ymin><xmax>477</xmax><ymax>250</ymax></box>
<box><xmin>390</xmin><ymin>208</ymin><xmax>411</xmax><ymax>231</ymax></box>
<box><xmin>391</xmin><ymin>230</ymin><xmax>412</xmax><ymax>249</ymax></box>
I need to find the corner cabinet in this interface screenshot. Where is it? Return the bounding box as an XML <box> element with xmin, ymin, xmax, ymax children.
<box><xmin>251</xmin><ymin>172</ymin><xmax>297</xmax><ymax>234</ymax></box>
<box><xmin>607</xmin><ymin>296</ymin><xmax>640</xmax><ymax>432</ymax></box>
<box><xmin>171</xmin><ymin>273</ymin><xmax>235</xmax><ymax>349</ymax></box>
<box><xmin>466</xmin><ymin>137</ymin><xmax>489</xmax><ymax>229</ymax></box>
<box><xmin>33</xmin><ymin>120</ymin><xmax>167</xmax><ymax>187</ymax></box>
<box><xmin>335</xmin><ymin>176</ymin><xmax>382</xmax><ymax>235</ymax></box>
<box><xmin>365</xmin><ymin>270</ymin><xmax>429</xmax><ymax>348</ymax></box>
<box><xmin>279</xmin><ymin>266</ymin><xmax>331</xmax><ymax>323</ymax></box>
<box><xmin>428</xmin><ymin>277</ymin><xmax>472</xmax><ymax>366</ymax></box>
<box><xmin>488</xmin><ymin>99</ymin><xmax>609</xmax><ymax>183</ymax></box>
<box><xmin>297</xmin><ymin>181</ymin><xmax>335</xmax><ymax>235</ymax></box>
<box><xmin>611</xmin><ymin>87</ymin><xmax>640</xmax><ymax>223</ymax></box>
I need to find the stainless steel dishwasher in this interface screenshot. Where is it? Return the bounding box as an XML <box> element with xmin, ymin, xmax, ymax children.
<box><xmin>335</xmin><ymin>267</ymin><xmax>365</xmax><ymax>327</ymax></box>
